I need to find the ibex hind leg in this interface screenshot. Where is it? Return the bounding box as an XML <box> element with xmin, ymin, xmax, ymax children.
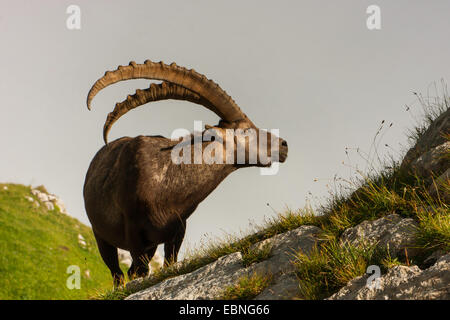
<box><xmin>127</xmin><ymin>245</ymin><xmax>157</xmax><ymax>280</ymax></box>
<box><xmin>93</xmin><ymin>231</ymin><xmax>124</xmax><ymax>287</ymax></box>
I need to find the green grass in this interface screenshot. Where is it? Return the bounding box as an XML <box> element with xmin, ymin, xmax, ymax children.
<box><xmin>100</xmin><ymin>167</ymin><xmax>448</xmax><ymax>300</ymax></box>
<box><xmin>290</xmin><ymin>88</ymin><xmax>450</xmax><ymax>299</ymax></box>
<box><xmin>0</xmin><ymin>183</ymin><xmax>119</xmax><ymax>299</ymax></box>
<box><xmin>218</xmin><ymin>273</ymin><xmax>273</xmax><ymax>300</ymax></box>
<box><xmin>415</xmin><ymin>206</ymin><xmax>450</xmax><ymax>252</ymax></box>
<box><xmin>406</xmin><ymin>84</ymin><xmax>448</xmax><ymax>148</ymax></box>
<box><xmin>293</xmin><ymin>240</ymin><xmax>387</xmax><ymax>300</ymax></box>
<box><xmin>293</xmin><ymin>185</ymin><xmax>449</xmax><ymax>300</ymax></box>
<box><xmin>242</xmin><ymin>243</ymin><xmax>273</xmax><ymax>267</ymax></box>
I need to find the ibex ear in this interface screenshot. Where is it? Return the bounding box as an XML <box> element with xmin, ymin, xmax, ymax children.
<box><xmin>218</xmin><ymin>120</ymin><xmax>233</xmax><ymax>129</ymax></box>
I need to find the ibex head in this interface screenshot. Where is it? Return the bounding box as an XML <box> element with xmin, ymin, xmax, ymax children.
<box><xmin>87</xmin><ymin>60</ymin><xmax>288</xmax><ymax>167</ymax></box>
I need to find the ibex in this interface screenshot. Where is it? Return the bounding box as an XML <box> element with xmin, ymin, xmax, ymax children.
<box><xmin>83</xmin><ymin>60</ymin><xmax>288</xmax><ymax>285</ymax></box>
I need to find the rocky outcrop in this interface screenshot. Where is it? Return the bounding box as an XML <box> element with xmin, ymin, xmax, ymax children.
<box><xmin>28</xmin><ymin>188</ymin><xmax>68</xmax><ymax>214</ymax></box>
<box><xmin>124</xmin><ymin>213</ymin><xmax>447</xmax><ymax>301</ymax></box>
<box><xmin>401</xmin><ymin>108</ymin><xmax>449</xmax><ymax>174</ymax></box>
<box><xmin>328</xmin><ymin>107</ymin><xmax>449</xmax><ymax>300</ymax></box>
<box><xmin>127</xmin><ymin>252</ymin><xmax>245</xmax><ymax>300</ymax></box>
<box><xmin>78</xmin><ymin>234</ymin><xmax>87</xmax><ymax>248</ymax></box>
<box><xmin>340</xmin><ymin>214</ymin><xmax>419</xmax><ymax>258</ymax></box>
<box><xmin>126</xmin><ymin>226</ymin><xmax>321</xmax><ymax>300</ymax></box>
<box><xmin>328</xmin><ymin>253</ymin><xmax>450</xmax><ymax>300</ymax></box>
<box><xmin>250</xmin><ymin>226</ymin><xmax>321</xmax><ymax>300</ymax></box>
<box><xmin>122</xmin><ymin>108</ymin><xmax>449</xmax><ymax>300</ymax></box>
<box><xmin>408</xmin><ymin>142</ymin><xmax>449</xmax><ymax>183</ymax></box>
<box><xmin>401</xmin><ymin>108</ymin><xmax>449</xmax><ymax>195</ymax></box>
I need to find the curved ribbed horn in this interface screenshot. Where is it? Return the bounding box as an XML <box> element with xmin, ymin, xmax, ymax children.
<box><xmin>103</xmin><ymin>81</ymin><xmax>220</xmax><ymax>144</ymax></box>
<box><xmin>87</xmin><ymin>60</ymin><xmax>252</xmax><ymax>124</ymax></box>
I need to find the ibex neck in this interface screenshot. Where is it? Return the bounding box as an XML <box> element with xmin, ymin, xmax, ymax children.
<box><xmin>167</xmin><ymin>141</ymin><xmax>238</xmax><ymax>214</ymax></box>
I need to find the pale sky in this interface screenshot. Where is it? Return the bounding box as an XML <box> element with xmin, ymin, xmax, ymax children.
<box><xmin>1</xmin><ymin>1</ymin><xmax>449</xmax><ymax>257</ymax></box>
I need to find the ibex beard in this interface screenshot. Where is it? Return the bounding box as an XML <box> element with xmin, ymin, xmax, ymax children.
<box><xmin>83</xmin><ymin>60</ymin><xmax>288</xmax><ymax>286</ymax></box>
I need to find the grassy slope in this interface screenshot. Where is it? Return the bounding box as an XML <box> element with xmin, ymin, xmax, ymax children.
<box><xmin>0</xmin><ymin>184</ymin><xmax>116</xmax><ymax>300</ymax></box>
<box><xmin>101</xmin><ymin>91</ymin><xmax>449</xmax><ymax>300</ymax></box>
<box><xmin>118</xmin><ymin>169</ymin><xmax>448</xmax><ymax>300</ymax></box>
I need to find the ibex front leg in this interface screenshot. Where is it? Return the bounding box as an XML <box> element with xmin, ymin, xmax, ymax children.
<box><xmin>128</xmin><ymin>245</ymin><xmax>157</xmax><ymax>280</ymax></box>
<box><xmin>164</xmin><ymin>223</ymin><xmax>186</xmax><ymax>266</ymax></box>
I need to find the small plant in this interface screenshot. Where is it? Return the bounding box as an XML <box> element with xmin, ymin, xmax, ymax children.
<box><xmin>241</xmin><ymin>243</ymin><xmax>272</xmax><ymax>267</ymax></box>
<box><xmin>381</xmin><ymin>247</ymin><xmax>404</xmax><ymax>269</ymax></box>
<box><xmin>294</xmin><ymin>240</ymin><xmax>387</xmax><ymax>300</ymax></box>
<box><xmin>415</xmin><ymin>205</ymin><xmax>450</xmax><ymax>252</ymax></box>
<box><xmin>93</xmin><ymin>287</ymin><xmax>130</xmax><ymax>300</ymax></box>
<box><xmin>219</xmin><ymin>273</ymin><xmax>272</xmax><ymax>300</ymax></box>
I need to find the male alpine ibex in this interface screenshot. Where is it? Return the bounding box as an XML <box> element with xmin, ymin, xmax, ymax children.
<box><xmin>83</xmin><ymin>60</ymin><xmax>288</xmax><ymax>285</ymax></box>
